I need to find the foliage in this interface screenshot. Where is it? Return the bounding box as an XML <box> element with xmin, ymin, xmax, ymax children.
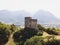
<box><xmin>13</xmin><ymin>28</ymin><xmax>39</xmax><ymax>45</ymax></box>
<box><xmin>10</xmin><ymin>24</ymin><xmax>16</xmax><ymax>33</ymax></box>
<box><xmin>37</xmin><ymin>24</ymin><xmax>60</xmax><ymax>35</ymax></box>
<box><xmin>45</xmin><ymin>28</ymin><xmax>58</xmax><ymax>35</ymax></box>
<box><xmin>24</xmin><ymin>36</ymin><xmax>44</xmax><ymax>45</ymax></box>
<box><xmin>1</xmin><ymin>22</ymin><xmax>60</xmax><ymax>45</ymax></box>
<box><xmin>45</xmin><ymin>40</ymin><xmax>60</xmax><ymax>45</ymax></box>
<box><xmin>37</xmin><ymin>31</ymin><xmax>43</xmax><ymax>36</ymax></box>
<box><xmin>37</xmin><ymin>24</ymin><xmax>45</xmax><ymax>30</ymax></box>
<box><xmin>24</xmin><ymin>35</ymin><xmax>60</xmax><ymax>45</ymax></box>
<box><xmin>0</xmin><ymin>22</ymin><xmax>11</xmax><ymax>45</ymax></box>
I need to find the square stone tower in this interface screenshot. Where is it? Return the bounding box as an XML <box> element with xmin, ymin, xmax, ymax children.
<box><xmin>25</xmin><ymin>17</ymin><xmax>37</xmax><ymax>29</ymax></box>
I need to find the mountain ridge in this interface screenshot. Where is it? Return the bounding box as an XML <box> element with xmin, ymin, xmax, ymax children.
<box><xmin>0</xmin><ymin>10</ymin><xmax>60</xmax><ymax>25</ymax></box>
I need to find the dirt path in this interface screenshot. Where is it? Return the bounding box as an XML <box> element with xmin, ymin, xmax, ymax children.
<box><xmin>5</xmin><ymin>32</ymin><xmax>16</xmax><ymax>45</ymax></box>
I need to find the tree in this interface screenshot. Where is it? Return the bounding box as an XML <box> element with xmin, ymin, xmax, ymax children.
<box><xmin>0</xmin><ymin>23</ymin><xmax>10</xmax><ymax>45</ymax></box>
<box><xmin>37</xmin><ymin>24</ymin><xmax>45</xmax><ymax>30</ymax></box>
<box><xmin>13</xmin><ymin>28</ymin><xmax>38</xmax><ymax>45</ymax></box>
<box><xmin>10</xmin><ymin>24</ymin><xmax>16</xmax><ymax>33</ymax></box>
<box><xmin>46</xmin><ymin>28</ymin><xmax>58</xmax><ymax>35</ymax></box>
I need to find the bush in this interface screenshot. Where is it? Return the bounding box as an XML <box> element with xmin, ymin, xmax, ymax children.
<box><xmin>45</xmin><ymin>40</ymin><xmax>60</xmax><ymax>45</ymax></box>
<box><xmin>13</xmin><ymin>28</ymin><xmax>39</xmax><ymax>45</ymax></box>
<box><xmin>37</xmin><ymin>24</ymin><xmax>45</xmax><ymax>30</ymax></box>
<box><xmin>0</xmin><ymin>23</ymin><xmax>10</xmax><ymax>45</ymax></box>
<box><xmin>24</xmin><ymin>36</ymin><xmax>44</xmax><ymax>45</ymax></box>
<box><xmin>45</xmin><ymin>28</ymin><xmax>58</xmax><ymax>35</ymax></box>
<box><xmin>10</xmin><ymin>24</ymin><xmax>16</xmax><ymax>33</ymax></box>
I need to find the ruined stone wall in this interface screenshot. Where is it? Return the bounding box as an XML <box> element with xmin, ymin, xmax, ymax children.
<box><xmin>30</xmin><ymin>19</ymin><xmax>37</xmax><ymax>29</ymax></box>
<box><xmin>25</xmin><ymin>17</ymin><xmax>31</xmax><ymax>28</ymax></box>
<box><xmin>25</xmin><ymin>17</ymin><xmax>37</xmax><ymax>29</ymax></box>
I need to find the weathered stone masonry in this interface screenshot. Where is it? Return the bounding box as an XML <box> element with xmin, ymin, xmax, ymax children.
<box><xmin>25</xmin><ymin>17</ymin><xmax>37</xmax><ymax>29</ymax></box>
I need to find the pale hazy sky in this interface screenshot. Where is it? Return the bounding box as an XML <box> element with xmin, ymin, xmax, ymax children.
<box><xmin>0</xmin><ymin>0</ymin><xmax>60</xmax><ymax>18</ymax></box>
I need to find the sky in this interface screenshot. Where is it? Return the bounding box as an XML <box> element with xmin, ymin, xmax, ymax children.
<box><xmin>0</xmin><ymin>0</ymin><xmax>60</xmax><ymax>19</ymax></box>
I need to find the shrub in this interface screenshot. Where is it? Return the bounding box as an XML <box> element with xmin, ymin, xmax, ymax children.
<box><xmin>24</xmin><ymin>36</ymin><xmax>44</xmax><ymax>45</ymax></box>
<box><xmin>0</xmin><ymin>23</ymin><xmax>10</xmax><ymax>45</ymax></box>
<box><xmin>13</xmin><ymin>28</ymin><xmax>39</xmax><ymax>45</ymax></box>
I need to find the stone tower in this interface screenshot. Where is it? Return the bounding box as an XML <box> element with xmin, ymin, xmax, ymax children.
<box><xmin>25</xmin><ymin>17</ymin><xmax>37</xmax><ymax>29</ymax></box>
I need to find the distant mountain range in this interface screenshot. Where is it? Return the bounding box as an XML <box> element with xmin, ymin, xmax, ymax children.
<box><xmin>0</xmin><ymin>10</ymin><xmax>60</xmax><ymax>26</ymax></box>
<box><xmin>33</xmin><ymin>10</ymin><xmax>60</xmax><ymax>24</ymax></box>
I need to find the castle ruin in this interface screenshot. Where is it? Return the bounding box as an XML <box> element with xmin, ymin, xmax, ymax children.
<box><xmin>25</xmin><ymin>17</ymin><xmax>38</xmax><ymax>29</ymax></box>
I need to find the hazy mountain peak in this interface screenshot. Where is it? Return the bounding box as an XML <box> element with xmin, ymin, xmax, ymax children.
<box><xmin>0</xmin><ymin>10</ymin><xmax>60</xmax><ymax>25</ymax></box>
<box><xmin>33</xmin><ymin>10</ymin><xmax>60</xmax><ymax>24</ymax></box>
